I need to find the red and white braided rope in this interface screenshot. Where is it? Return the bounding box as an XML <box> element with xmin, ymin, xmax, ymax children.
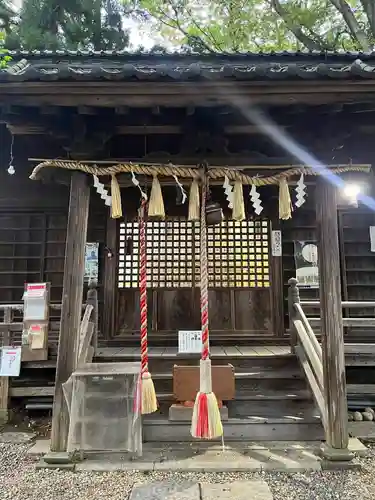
<box><xmin>139</xmin><ymin>198</ymin><xmax>149</xmax><ymax>375</ymax></box>
<box><xmin>200</xmin><ymin>185</ymin><xmax>209</xmax><ymax>361</ymax></box>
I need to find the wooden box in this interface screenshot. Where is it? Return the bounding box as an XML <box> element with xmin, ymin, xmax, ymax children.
<box><xmin>21</xmin><ymin>346</ymin><xmax>48</xmax><ymax>362</ymax></box>
<box><xmin>173</xmin><ymin>364</ymin><xmax>235</xmax><ymax>402</ymax></box>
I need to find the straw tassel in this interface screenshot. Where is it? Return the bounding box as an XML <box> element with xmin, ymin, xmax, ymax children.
<box><xmin>148</xmin><ymin>175</ymin><xmax>165</xmax><ymax>220</ymax></box>
<box><xmin>191</xmin><ymin>179</ymin><xmax>223</xmax><ymax>440</ymax></box>
<box><xmin>232</xmin><ymin>180</ymin><xmax>245</xmax><ymax>221</ymax></box>
<box><xmin>188</xmin><ymin>179</ymin><xmax>200</xmax><ymax>222</ymax></box>
<box><xmin>110</xmin><ymin>174</ymin><xmax>122</xmax><ymax>219</ymax></box>
<box><xmin>279</xmin><ymin>178</ymin><xmax>292</xmax><ymax>220</ymax></box>
<box><xmin>138</xmin><ymin>198</ymin><xmax>157</xmax><ymax>414</ymax></box>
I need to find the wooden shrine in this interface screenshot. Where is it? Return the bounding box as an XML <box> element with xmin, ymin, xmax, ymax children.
<box><xmin>1</xmin><ymin>50</ymin><xmax>375</xmax><ymax>463</ymax></box>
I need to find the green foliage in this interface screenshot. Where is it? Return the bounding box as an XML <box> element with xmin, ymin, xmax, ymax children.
<box><xmin>133</xmin><ymin>0</ymin><xmax>375</xmax><ymax>52</ymax></box>
<box><xmin>0</xmin><ymin>30</ymin><xmax>11</xmax><ymax>68</ymax></box>
<box><xmin>4</xmin><ymin>0</ymin><xmax>130</xmax><ymax>51</ymax></box>
<box><xmin>1</xmin><ymin>0</ymin><xmax>375</xmax><ymax>53</ymax></box>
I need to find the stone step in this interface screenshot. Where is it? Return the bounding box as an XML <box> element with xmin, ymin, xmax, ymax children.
<box><xmin>143</xmin><ymin>417</ymin><xmax>324</xmax><ymax>442</ymax></box>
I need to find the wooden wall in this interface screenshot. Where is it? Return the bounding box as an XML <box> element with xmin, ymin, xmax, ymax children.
<box><xmin>0</xmin><ymin>130</ymin><xmax>108</xmax><ymax>352</ymax></box>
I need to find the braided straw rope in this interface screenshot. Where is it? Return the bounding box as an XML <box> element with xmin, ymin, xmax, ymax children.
<box><xmin>30</xmin><ymin>160</ymin><xmax>371</xmax><ymax>186</ymax></box>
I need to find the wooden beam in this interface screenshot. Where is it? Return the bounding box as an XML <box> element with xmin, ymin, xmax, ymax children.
<box><xmin>50</xmin><ymin>171</ymin><xmax>90</xmax><ymax>452</ymax></box>
<box><xmin>4</xmin><ymin>80</ymin><xmax>375</xmax><ymax>107</ymax></box>
<box><xmin>315</xmin><ymin>179</ymin><xmax>349</xmax><ymax>453</ymax></box>
<box><xmin>11</xmin><ymin>124</ymin><xmax>290</xmax><ymax>136</ymax></box>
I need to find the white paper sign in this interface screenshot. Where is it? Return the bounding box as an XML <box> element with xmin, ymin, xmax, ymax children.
<box><xmin>0</xmin><ymin>347</ymin><xmax>22</xmax><ymax>377</ymax></box>
<box><xmin>23</xmin><ymin>283</ymin><xmax>48</xmax><ymax>321</ymax></box>
<box><xmin>25</xmin><ymin>283</ymin><xmax>47</xmax><ymax>298</ymax></box>
<box><xmin>178</xmin><ymin>330</ymin><xmax>202</xmax><ymax>354</ymax></box>
<box><xmin>271</xmin><ymin>230</ymin><xmax>282</xmax><ymax>257</ymax></box>
<box><xmin>370</xmin><ymin>226</ymin><xmax>375</xmax><ymax>252</ymax></box>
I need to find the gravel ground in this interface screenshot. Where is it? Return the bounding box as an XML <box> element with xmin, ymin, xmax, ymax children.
<box><xmin>0</xmin><ymin>442</ymin><xmax>374</xmax><ymax>500</ymax></box>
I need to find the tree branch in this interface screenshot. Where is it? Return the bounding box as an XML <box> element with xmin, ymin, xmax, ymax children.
<box><xmin>269</xmin><ymin>0</ymin><xmax>325</xmax><ymax>51</ymax></box>
<box><xmin>151</xmin><ymin>4</ymin><xmax>216</xmax><ymax>53</ymax></box>
<box><xmin>329</xmin><ymin>0</ymin><xmax>371</xmax><ymax>51</ymax></box>
<box><xmin>171</xmin><ymin>5</ymin><xmax>222</xmax><ymax>52</ymax></box>
<box><xmin>359</xmin><ymin>0</ymin><xmax>375</xmax><ymax>37</ymax></box>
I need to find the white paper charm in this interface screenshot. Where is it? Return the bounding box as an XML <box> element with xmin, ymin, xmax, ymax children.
<box><xmin>295</xmin><ymin>173</ymin><xmax>306</xmax><ymax>208</ymax></box>
<box><xmin>93</xmin><ymin>174</ymin><xmax>112</xmax><ymax>207</ymax></box>
<box><xmin>131</xmin><ymin>170</ymin><xmax>147</xmax><ymax>200</ymax></box>
<box><xmin>172</xmin><ymin>174</ymin><xmax>187</xmax><ymax>204</ymax></box>
<box><xmin>250</xmin><ymin>184</ymin><xmax>263</xmax><ymax>215</ymax></box>
<box><xmin>223</xmin><ymin>175</ymin><xmax>234</xmax><ymax>209</ymax></box>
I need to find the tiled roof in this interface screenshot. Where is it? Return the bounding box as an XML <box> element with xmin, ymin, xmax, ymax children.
<box><xmin>2</xmin><ymin>50</ymin><xmax>375</xmax><ymax>82</ymax></box>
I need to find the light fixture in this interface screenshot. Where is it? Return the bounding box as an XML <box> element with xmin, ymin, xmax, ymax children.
<box><xmin>343</xmin><ymin>183</ymin><xmax>361</xmax><ymax>207</ymax></box>
<box><xmin>7</xmin><ymin>133</ymin><xmax>15</xmax><ymax>175</ymax></box>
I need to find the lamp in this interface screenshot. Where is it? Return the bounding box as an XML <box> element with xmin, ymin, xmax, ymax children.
<box><xmin>343</xmin><ymin>183</ymin><xmax>361</xmax><ymax>207</ymax></box>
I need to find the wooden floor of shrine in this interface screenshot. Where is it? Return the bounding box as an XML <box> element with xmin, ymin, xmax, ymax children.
<box><xmin>94</xmin><ymin>343</ymin><xmax>375</xmax><ymax>366</ymax></box>
<box><xmin>19</xmin><ymin>343</ymin><xmax>375</xmax><ymax>369</ymax></box>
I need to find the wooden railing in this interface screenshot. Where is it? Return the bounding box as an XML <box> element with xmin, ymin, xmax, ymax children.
<box><xmin>288</xmin><ymin>277</ymin><xmax>375</xmax><ymax>433</ymax></box>
<box><xmin>288</xmin><ymin>278</ymin><xmax>327</xmax><ymax>431</ymax></box>
<box><xmin>299</xmin><ymin>301</ymin><xmax>375</xmax><ymax>329</ymax></box>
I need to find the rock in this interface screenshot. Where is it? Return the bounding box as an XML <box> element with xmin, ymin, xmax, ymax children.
<box><xmin>354</xmin><ymin>411</ymin><xmax>363</xmax><ymax>422</ymax></box>
<box><xmin>362</xmin><ymin>412</ymin><xmax>374</xmax><ymax>422</ymax></box>
<box><xmin>365</xmin><ymin>407</ymin><xmax>375</xmax><ymax>418</ymax></box>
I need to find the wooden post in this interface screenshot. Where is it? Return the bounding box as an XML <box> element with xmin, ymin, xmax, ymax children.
<box><xmin>0</xmin><ymin>308</ymin><xmax>12</xmax><ymax>423</ymax></box>
<box><xmin>50</xmin><ymin>172</ymin><xmax>90</xmax><ymax>453</ymax></box>
<box><xmin>271</xmin><ymin>219</ymin><xmax>284</xmax><ymax>337</ymax></box>
<box><xmin>288</xmin><ymin>278</ymin><xmax>299</xmax><ymax>353</ymax></box>
<box><xmin>316</xmin><ymin>178</ymin><xmax>352</xmax><ymax>463</ymax></box>
<box><xmin>103</xmin><ymin>217</ymin><xmax>117</xmax><ymax>338</ymax></box>
<box><xmin>86</xmin><ymin>280</ymin><xmax>98</xmax><ymax>350</ymax></box>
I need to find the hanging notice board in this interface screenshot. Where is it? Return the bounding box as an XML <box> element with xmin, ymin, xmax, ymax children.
<box><xmin>84</xmin><ymin>243</ymin><xmax>99</xmax><ymax>282</ymax></box>
<box><xmin>294</xmin><ymin>241</ymin><xmax>319</xmax><ymax>289</ymax></box>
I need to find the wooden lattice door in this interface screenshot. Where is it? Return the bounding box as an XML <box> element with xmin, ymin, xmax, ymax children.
<box><xmin>116</xmin><ymin>218</ymin><xmax>272</xmax><ymax>342</ymax></box>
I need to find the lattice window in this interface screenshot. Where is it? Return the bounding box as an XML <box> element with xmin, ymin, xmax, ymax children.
<box><xmin>118</xmin><ymin>219</ymin><xmax>269</xmax><ymax>289</ymax></box>
<box><xmin>118</xmin><ymin>221</ymin><xmax>196</xmax><ymax>288</ymax></box>
<box><xmin>207</xmin><ymin>220</ymin><xmax>270</xmax><ymax>288</ymax></box>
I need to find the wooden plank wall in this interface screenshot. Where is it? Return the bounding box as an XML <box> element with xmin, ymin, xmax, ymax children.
<box><xmin>0</xmin><ymin>158</ymin><xmax>108</xmax><ymax>354</ymax></box>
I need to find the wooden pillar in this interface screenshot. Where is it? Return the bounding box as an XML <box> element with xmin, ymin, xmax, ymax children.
<box><xmin>0</xmin><ymin>308</ymin><xmax>12</xmax><ymax>423</ymax></box>
<box><xmin>50</xmin><ymin>172</ymin><xmax>90</xmax><ymax>452</ymax></box>
<box><xmin>270</xmin><ymin>218</ymin><xmax>285</xmax><ymax>337</ymax></box>
<box><xmin>316</xmin><ymin>178</ymin><xmax>351</xmax><ymax>457</ymax></box>
<box><xmin>103</xmin><ymin>217</ymin><xmax>117</xmax><ymax>338</ymax></box>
